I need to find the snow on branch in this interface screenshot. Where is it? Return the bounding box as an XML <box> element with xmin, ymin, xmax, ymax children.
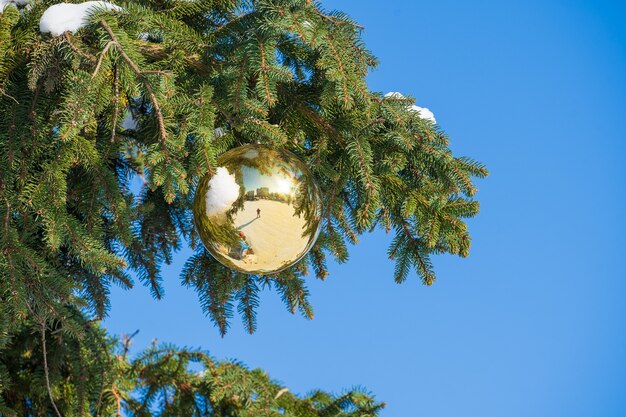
<box><xmin>39</xmin><ymin>1</ymin><xmax>122</xmax><ymax>36</ymax></box>
<box><xmin>384</xmin><ymin>91</ymin><xmax>437</xmax><ymax>123</ymax></box>
<box><xmin>0</xmin><ymin>0</ymin><xmax>30</xmax><ymax>13</ymax></box>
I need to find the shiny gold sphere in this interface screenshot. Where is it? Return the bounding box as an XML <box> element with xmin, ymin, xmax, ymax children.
<box><xmin>193</xmin><ymin>144</ymin><xmax>322</xmax><ymax>274</ymax></box>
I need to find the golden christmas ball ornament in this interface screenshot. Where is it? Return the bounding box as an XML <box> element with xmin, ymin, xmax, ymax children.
<box><xmin>193</xmin><ymin>144</ymin><xmax>322</xmax><ymax>274</ymax></box>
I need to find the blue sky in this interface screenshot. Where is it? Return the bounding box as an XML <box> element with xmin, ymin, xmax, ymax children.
<box><xmin>104</xmin><ymin>1</ymin><xmax>626</xmax><ymax>416</ymax></box>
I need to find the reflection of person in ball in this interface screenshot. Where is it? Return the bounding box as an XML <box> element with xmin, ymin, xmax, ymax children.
<box><xmin>235</xmin><ymin>231</ymin><xmax>249</xmax><ymax>260</ymax></box>
<box><xmin>256</xmin><ymin>208</ymin><xmax>261</xmax><ymax>218</ymax></box>
<box><xmin>239</xmin><ymin>236</ymin><xmax>249</xmax><ymax>259</ymax></box>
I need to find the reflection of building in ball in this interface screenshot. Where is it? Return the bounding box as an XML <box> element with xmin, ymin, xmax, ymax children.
<box><xmin>193</xmin><ymin>144</ymin><xmax>322</xmax><ymax>275</ymax></box>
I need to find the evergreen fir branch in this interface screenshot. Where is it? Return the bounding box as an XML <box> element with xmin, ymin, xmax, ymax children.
<box><xmin>63</xmin><ymin>32</ymin><xmax>97</xmax><ymax>65</ymax></box>
<box><xmin>100</xmin><ymin>19</ymin><xmax>169</xmax><ymax>151</ymax></box>
<box><xmin>0</xmin><ymin>0</ymin><xmax>487</xmax><ymax>341</ymax></box>
<box><xmin>345</xmin><ymin>135</ymin><xmax>379</xmax><ymax>231</ymax></box>
<box><xmin>323</xmin><ymin>31</ymin><xmax>353</xmax><ymax>108</ymax></box>
<box><xmin>401</xmin><ymin>222</ymin><xmax>436</xmax><ymax>285</ymax></box>
<box><xmin>135</xmin><ymin>41</ymin><xmax>210</xmax><ymax>76</ymax></box>
<box><xmin>256</xmin><ymin>33</ymin><xmax>276</xmax><ymax>107</ymax></box>
<box><xmin>309</xmin><ymin>247</ymin><xmax>328</xmax><ymax>280</ymax></box>
<box><xmin>91</xmin><ymin>41</ymin><xmax>115</xmax><ymax>79</ymax></box>
<box><xmin>235</xmin><ymin>276</ymin><xmax>259</xmax><ymax>334</ymax></box>
<box><xmin>40</xmin><ymin>322</ymin><xmax>63</xmax><ymax>417</ymax></box>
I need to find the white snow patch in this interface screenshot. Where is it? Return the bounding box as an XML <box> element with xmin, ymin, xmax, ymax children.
<box><xmin>409</xmin><ymin>104</ymin><xmax>436</xmax><ymax>123</ymax></box>
<box><xmin>384</xmin><ymin>91</ymin><xmax>436</xmax><ymax>123</ymax></box>
<box><xmin>39</xmin><ymin>2</ymin><xmax>122</xmax><ymax>36</ymax></box>
<box><xmin>0</xmin><ymin>1</ymin><xmax>13</xmax><ymax>12</ymax></box>
<box><xmin>214</xmin><ymin>127</ymin><xmax>226</xmax><ymax>138</ymax></box>
<box><xmin>1</xmin><ymin>0</ymin><xmax>30</xmax><ymax>12</ymax></box>
<box><xmin>205</xmin><ymin>167</ymin><xmax>240</xmax><ymax>217</ymax></box>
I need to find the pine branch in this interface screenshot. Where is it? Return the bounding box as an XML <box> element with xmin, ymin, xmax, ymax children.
<box><xmin>0</xmin><ymin>89</ymin><xmax>18</xmax><ymax>104</ymax></box>
<box><xmin>0</xmin><ymin>0</ymin><xmax>486</xmax><ymax>343</ymax></box>
<box><xmin>136</xmin><ymin>42</ymin><xmax>211</xmax><ymax>75</ymax></box>
<box><xmin>110</xmin><ymin>65</ymin><xmax>119</xmax><ymax>143</ymax></box>
<box><xmin>325</xmin><ymin>32</ymin><xmax>351</xmax><ymax>106</ymax></box>
<box><xmin>63</xmin><ymin>32</ymin><xmax>97</xmax><ymax>64</ymax></box>
<box><xmin>41</xmin><ymin>322</ymin><xmax>63</xmax><ymax>417</ymax></box>
<box><xmin>100</xmin><ymin>20</ymin><xmax>169</xmax><ymax>152</ymax></box>
<box><xmin>91</xmin><ymin>41</ymin><xmax>114</xmax><ymax>79</ymax></box>
<box><xmin>318</xmin><ymin>11</ymin><xmax>365</xmax><ymax>30</ymax></box>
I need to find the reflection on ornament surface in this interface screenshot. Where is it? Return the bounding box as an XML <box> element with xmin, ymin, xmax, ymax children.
<box><xmin>193</xmin><ymin>144</ymin><xmax>322</xmax><ymax>274</ymax></box>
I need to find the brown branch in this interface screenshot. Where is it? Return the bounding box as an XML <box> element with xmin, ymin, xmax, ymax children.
<box><xmin>274</xmin><ymin>388</ymin><xmax>289</xmax><ymax>400</ymax></box>
<box><xmin>91</xmin><ymin>41</ymin><xmax>114</xmax><ymax>78</ymax></box>
<box><xmin>320</xmin><ymin>12</ymin><xmax>365</xmax><ymax>30</ymax></box>
<box><xmin>112</xmin><ymin>388</ymin><xmax>122</xmax><ymax>417</ymax></box>
<box><xmin>50</xmin><ymin>317</ymin><xmax>100</xmax><ymax>336</ymax></box>
<box><xmin>142</xmin><ymin>70</ymin><xmax>172</xmax><ymax>75</ymax></box>
<box><xmin>41</xmin><ymin>322</ymin><xmax>63</xmax><ymax>417</ymax></box>
<box><xmin>136</xmin><ymin>42</ymin><xmax>212</xmax><ymax>75</ymax></box>
<box><xmin>63</xmin><ymin>32</ymin><xmax>97</xmax><ymax>63</ymax></box>
<box><xmin>257</xmin><ymin>34</ymin><xmax>274</xmax><ymax>106</ymax></box>
<box><xmin>100</xmin><ymin>20</ymin><xmax>168</xmax><ymax>154</ymax></box>
<box><xmin>210</xmin><ymin>11</ymin><xmax>255</xmax><ymax>36</ymax></box>
<box><xmin>290</xmin><ymin>17</ymin><xmax>312</xmax><ymax>46</ymax></box>
<box><xmin>111</xmin><ymin>65</ymin><xmax>119</xmax><ymax>143</ymax></box>
<box><xmin>352</xmin><ymin>138</ymin><xmax>376</xmax><ymax>222</ymax></box>
<box><xmin>3</xmin><ymin>194</ymin><xmax>10</xmax><ymax>244</ymax></box>
<box><xmin>79</xmin><ymin>320</ymin><xmax>111</xmax><ymax>417</ymax></box>
<box><xmin>324</xmin><ymin>33</ymin><xmax>350</xmax><ymax>105</ymax></box>
<box><xmin>381</xmin><ymin>204</ymin><xmax>391</xmax><ymax>232</ymax></box>
<box><xmin>0</xmin><ymin>89</ymin><xmax>18</xmax><ymax>104</ymax></box>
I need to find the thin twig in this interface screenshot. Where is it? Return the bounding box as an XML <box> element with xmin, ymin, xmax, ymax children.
<box><xmin>210</xmin><ymin>11</ymin><xmax>253</xmax><ymax>35</ymax></box>
<box><xmin>41</xmin><ymin>322</ymin><xmax>63</xmax><ymax>417</ymax></box>
<box><xmin>50</xmin><ymin>317</ymin><xmax>100</xmax><ymax>336</ymax></box>
<box><xmin>257</xmin><ymin>34</ymin><xmax>274</xmax><ymax>106</ymax></box>
<box><xmin>274</xmin><ymin>388</ymin><xmax>289</xmax><ymax>400</ymax></box>
<box><xmin>0</xmin><ymin>89</ymin><xmax>18</xmax><ymax>104</ymax></box>
<box><xmin>100</xmin><ymin>20</ymin><xmax>168</xmax><ymax>150</ymax></box>
<box><xmin>91</xmin><ymin>41</ymin><xmax>114</xmax><ymax>78</ymax></box>
<box><xmin>80</xmin><ymin>319</ymin><xmax>110</xmax><ymax>417</ymax></box>
<box><xmin>111</xmin><ymin>65</ymin><xmax>119</xmax><ymax>143</ymax></box>
<box><xmin>142</xmin><ymin>70</ymin><xmax>172</xmax><ymax>75</ymax></box>
<box><xmin>112</xmin><ymin>388</ymin><xmax>122</xmax><ymax>417</ymax></box>
<box><xmin>319</xmin><ymin>12</ymin><xmax>365</xmax><ymax>29</ymax></box>
<box><xmin>122</xmin><ymin>329</ymin><xmax>139</xmax><ymax>360</ymax></box>
<box><xmin>63</xmin><ymin>32</ymin><xmax>97</xmax><ymax>63</ymax></box>
<box><xmin>136</xmin><ymin>42</ymin><xmax>212</xmax><ymax>75</ymax></box>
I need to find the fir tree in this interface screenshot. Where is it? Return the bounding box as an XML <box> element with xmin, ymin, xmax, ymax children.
<box><xmin>0</xmin><ymin>0</ymin><xmax>487</xmax><ymax>415</ymax></box>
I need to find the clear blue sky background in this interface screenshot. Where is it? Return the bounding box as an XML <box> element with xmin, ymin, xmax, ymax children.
<box><xmin>104</xmin><ymin>1</ymin><xmax>626</xmax><ymax>416</ymax></box>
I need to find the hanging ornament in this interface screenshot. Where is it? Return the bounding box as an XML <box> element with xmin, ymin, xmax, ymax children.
<box><xmin>193</xmin><ymin>144</ymin><xmax>322</xmax><ymax>275</ymax></box>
